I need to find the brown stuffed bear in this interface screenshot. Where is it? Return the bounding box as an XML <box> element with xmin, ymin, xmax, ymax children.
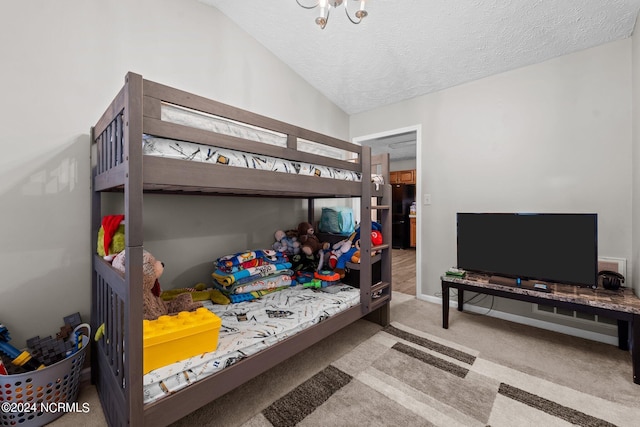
<box><xmin>112</xmin><ymin>250</ymin><xmax>202</xmax><ymax>321</ymax></box>
<box><xmin>297</xmin><ymin>222</ymin><xmax>329</xmax><ymax>257</ymax></box>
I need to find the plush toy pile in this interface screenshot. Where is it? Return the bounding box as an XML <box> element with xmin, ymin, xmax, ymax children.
<box><xmin>275</xmin><ymin>221</ymin><xmax>384</xmax><ymax>280</ymax></box>
<box><xmin>284</xmin><ymin>222</ymin><xmax>331</xmax><ymax>273</ymax></box>
<box><xmin>343</xmin><ymin>221</ymin><xmax>384</xmax><ymax>273</ymax></box>
<box><xmin>96</xmin><ymin>214</ymin><xmax>384</xmax><ymax>310</ymax></box>
<box><xmin>209</xmin><ymin>219</ymin><xmax>378</xmax><ymax>302</ymax></box>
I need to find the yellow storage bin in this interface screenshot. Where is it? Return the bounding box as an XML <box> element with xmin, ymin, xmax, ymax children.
<box><xmin>143</xmin><ymin>308</ymin><xmax>221</xmax><ymax>374</ymax></box>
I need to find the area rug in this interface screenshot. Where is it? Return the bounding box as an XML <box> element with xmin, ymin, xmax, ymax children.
<box><xmin>245</xmin><ymin>322</ymin><xmax>640</xmax><ymax>427</ymax></box>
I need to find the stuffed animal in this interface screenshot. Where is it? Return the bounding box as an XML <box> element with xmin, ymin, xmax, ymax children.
<box><xmin>349</xmin><ymin>239</ymin><xmax>375</xmax><ymax>265</ymax></box>
<box><xmin>349</xmin><ymin>222</ymin><xmax>384</xmax><ymax>257</ymax></box>
<box><xmin>329</xmin><ymin>239</ymin><xmax>352</xmax><ymax>269</ymax></box>
<box><xmin>272</xmin><ymin>229</ymin><xmax>300</xmax><ymax>257</ymax></box>
<box><xmin>97</xmin><ymin>214</ymin><xmax>125</xmax><ymax>261</ymax></box>
<box><xmin>112</xmin><ymin>250</ymin><xmax>202</xmax><ymax>320</ymax></box>
<box><xmin>328</xmin><ymin>239</ymin><xmax>358</xmax><ymax>278</ymax></box>
<box><xmin>297</xmin><ymin>222</ymin><xmax>329</xmax><ymax>257</ymax></box>
<box><xmin>349</xmin><ymin>221</ymin><xmax>383</xmax><ymax>246</ymax></box>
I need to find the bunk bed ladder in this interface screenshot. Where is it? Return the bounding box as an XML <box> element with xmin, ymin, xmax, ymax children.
<box><xmin>370</xmin><ymin>188</ymin><xmax>392</xmax><ymax>315</ymax></box>
<box><xmin>360</xmin><ymin>150</ymin><xmax>392</xmax><ymax>326</ymax></box>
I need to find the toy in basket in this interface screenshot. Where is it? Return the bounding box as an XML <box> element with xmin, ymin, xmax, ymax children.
<box><xmin>0</xmin><ymin>324</ymin><xmax>45</xmax><ymax>372</ymax></box>
<box><xmin>0</xmin><ymin>320</ymin><xmax>90</xmax><ymax>427</ymax></box>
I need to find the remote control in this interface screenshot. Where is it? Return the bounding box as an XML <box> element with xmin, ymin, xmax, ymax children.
<box><xmin>533</xmin><ymin>283</ymin><xmax>549</xmax><ymax>291</ymax></box>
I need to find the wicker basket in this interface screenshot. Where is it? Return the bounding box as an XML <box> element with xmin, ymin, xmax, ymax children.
<box><xmin>0</xmin><ymin>334</ymin><xmax>89</xmax><ymax>426</ymax></box>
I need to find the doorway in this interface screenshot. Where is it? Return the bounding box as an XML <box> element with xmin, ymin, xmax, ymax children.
<box><xmin>353</xmin><ymin>125</ymin><xmax>422</xmax><ymax>297</ymax></box>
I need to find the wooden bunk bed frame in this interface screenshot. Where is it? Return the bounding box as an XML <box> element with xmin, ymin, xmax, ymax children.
<box><xmin>90</xmin><ymin>72</ymin><xmax>392</xmax><ymax>426</ymax></box>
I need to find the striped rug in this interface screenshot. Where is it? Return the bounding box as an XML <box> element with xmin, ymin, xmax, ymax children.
<box><xmin>245</xmin><ymin>322</ymin><xmax>639</xmax><ymax>427</ymax></box>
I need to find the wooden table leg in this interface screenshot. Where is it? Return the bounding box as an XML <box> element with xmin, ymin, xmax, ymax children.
<box><xmin>618</xmin><ymin>319</ymin><xmax>629</xmax><ymax>351</ymax></box>
<box><xmin>442</xmin><ymin>282</ymin><xmax>449</xmax><ymax>329</ymax></box>
<box><xmin>458</xmin><ymin>289</ymin><xmax>464</xmax><ymax>312</ymax></box>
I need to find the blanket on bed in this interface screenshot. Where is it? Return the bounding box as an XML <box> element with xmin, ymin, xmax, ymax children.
<box><xmin>212</xmin><ymin>262</ymin><xmax>292</xmax><ymax>287</ymax></box>
<box><xmin>213</xmin><ymin>270</ymin><xmax>293</xmax><ymax>295</ymax></box>
<box><xmin>216</xmin><ymin>249</ymin><xmax>285</xmax><ymax>273</ymax></box>
<box><xmin>213</xmin><ymin>249</ymin><xmax>292</xmax><ymax>287</ymax></box>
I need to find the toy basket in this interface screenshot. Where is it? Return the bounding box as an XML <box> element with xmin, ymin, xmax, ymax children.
<box><xmin>0</xmin><ymin>332</ymin><xmax>89</xmax><ymax>427</ymax></box>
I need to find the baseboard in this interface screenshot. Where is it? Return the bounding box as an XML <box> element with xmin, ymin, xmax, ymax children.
<box><xmin>417</xmin><ymin>293</ymin><xmax>618</xmax><ymax>346</ymax></box>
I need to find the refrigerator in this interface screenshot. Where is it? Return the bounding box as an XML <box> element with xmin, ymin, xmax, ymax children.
<box><xmin>392</xmin><ymin>183</ymin><xmax>416</xmax><ymax>249</ymax></box>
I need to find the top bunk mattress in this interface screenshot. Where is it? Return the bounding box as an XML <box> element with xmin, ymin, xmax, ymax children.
<box><xmin>143</xmin><ymin>135</ymin><xmax>366</xmax><ymax>182</ymax></box>
<box><xmin>143</xmin><ymin>103</ymin><xmax>384</xmax><ymax>185</ymax></box>
<box><xmin>143</xmin><ymin>284</ymin><xmax>360</xmax><ymax>404</ymax></box>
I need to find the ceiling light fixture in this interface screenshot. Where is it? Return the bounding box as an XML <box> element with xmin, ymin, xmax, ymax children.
<box><xmin>296</xmin><ymin>0</ymin><xmax>368</xmax><ymax>30</ymax></box>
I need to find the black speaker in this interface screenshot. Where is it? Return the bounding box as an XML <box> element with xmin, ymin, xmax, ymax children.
<box><xmin>598</xmin><ymin>270</ymin><xmax>624</xmax><ymax>290</ymax></box>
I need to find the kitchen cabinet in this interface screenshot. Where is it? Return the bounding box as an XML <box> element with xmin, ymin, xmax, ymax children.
<box><xmin>390</xmin><ymin>169</ymin><xmax>416</xmax><ymax>184</ymax></box>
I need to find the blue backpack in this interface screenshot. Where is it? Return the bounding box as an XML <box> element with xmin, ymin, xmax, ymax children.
<box><xmin>319</xmin><ymin>207</ymin><xmax>355</xmax><ymax>235</ymax></box>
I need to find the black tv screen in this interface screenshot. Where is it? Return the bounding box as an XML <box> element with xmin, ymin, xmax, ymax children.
<box><xmin>456</xmin><ymin>213</ymin><xmax>598</xmax><ymax>287</ymax></box>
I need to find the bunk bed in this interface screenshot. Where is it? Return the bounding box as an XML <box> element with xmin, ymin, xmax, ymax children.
<box><xmin>90</xmin><ymin>72</ymin><xmax>392</xmax><ymax>426</ymax></box>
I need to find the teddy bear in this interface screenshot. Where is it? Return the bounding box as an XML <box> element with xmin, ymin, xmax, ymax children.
<box><xmin>272</xmin><ymin>229</ymin><xmax>300</xmax><ymax>257</ymax></box>
<box><xmin>297</xmin><ymin>222</ymin><xmax>329</xmax><ymax>257</ymax></box>
<box><xmin>112</xmin><ymin>249</ymin><xmax>202</xmax><ymax>320</ymax></box>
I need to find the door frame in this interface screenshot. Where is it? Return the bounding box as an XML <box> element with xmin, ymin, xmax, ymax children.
<box><xmin>352</xmin><ymin>124</ymin><xmax>422</xmax><ymax>297</ymax></box>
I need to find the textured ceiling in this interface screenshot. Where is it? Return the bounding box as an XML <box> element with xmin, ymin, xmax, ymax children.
<box><xmin>200</xmin><ymin>0</ymin><xmax>640</xmax><ymax>116</ymax></box>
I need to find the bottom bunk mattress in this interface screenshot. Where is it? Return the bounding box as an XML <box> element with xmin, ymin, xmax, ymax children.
<box><xmin>143</xmin><ymin>284</ymin><xmax>360</xmax><ymax>404</ymax></box>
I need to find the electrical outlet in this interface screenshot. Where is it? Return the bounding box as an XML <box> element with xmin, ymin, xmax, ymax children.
<box><xmin>424</xmin><ymin>194</ymin><xmax>431</xmax><ymax>205</ymax></box>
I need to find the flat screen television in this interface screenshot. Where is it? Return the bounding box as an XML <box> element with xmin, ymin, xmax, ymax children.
<box><xmin>456</xmin><ymin>213</ymin><xmax>598</xmax><ymax>287</ymax></box>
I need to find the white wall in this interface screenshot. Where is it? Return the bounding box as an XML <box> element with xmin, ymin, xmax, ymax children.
<box><xmin>351</xmin><ymin>40</ymin><xmax>633</xmax><ymax>330</ymax></box>
<box><xmin>0</xmin><ymin>0</ymin><xmax>349</xmax><ymax>346</ymax></box>
<box><xmin>391</xmin><ymin>159</ymin><xmax>417</xmax><ymax>171</ymax></box>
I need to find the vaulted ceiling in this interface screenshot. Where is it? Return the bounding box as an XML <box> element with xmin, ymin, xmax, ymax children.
<box><xmin>201</xmin><ymin>0</ymin><xmax>640</xmax><ymax>116</ymax></box>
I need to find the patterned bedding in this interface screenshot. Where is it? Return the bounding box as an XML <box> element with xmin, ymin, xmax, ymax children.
<box><xmin>142</xmin><ymin>284</ymin><xmax>360</xmax><ymax>404</ymax></box>
<box><xmin>141</xmin><ymin>103</ymin><xmax>385</xmax><ymax>184</ymax></box>
<box><xmin>143</xmin><ymin>135</ymin><xmax>365</xmax><ymax>181</ymax></box>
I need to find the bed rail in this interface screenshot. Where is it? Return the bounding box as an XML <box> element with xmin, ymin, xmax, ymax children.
<box><xmin>92</xmin><ymin>263</ymin><xmax>127</xmax><ymax>424</ymax></box>
<box><xmin>91</xmin><ymin>72</ymin><xmax>370</xmax><ymax>198</ymax></box>
<box><xmin>142</xmin><ymin>79</ymin><xmax>360</xmax><ymax>170</ymax></box>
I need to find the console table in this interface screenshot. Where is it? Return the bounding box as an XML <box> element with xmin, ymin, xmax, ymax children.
<box><xmin>441</xmin><ymin>274</ymin><xmax>640</xmax><ymax>385</ymax></box>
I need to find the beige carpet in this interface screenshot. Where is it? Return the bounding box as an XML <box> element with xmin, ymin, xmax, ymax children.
<box><xmin>245</xmin><ymin>321</ymin><xmax>638</xmax><ymax>426</ymax></box>
<box><xmin>51</xmin><ymin>293</ymin><xmax>640</xmax><ymax>426</ymax></box>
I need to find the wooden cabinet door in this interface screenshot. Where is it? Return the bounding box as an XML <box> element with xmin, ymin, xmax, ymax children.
<box><xmin>390</xmin><ymin>169</ymin><xmax>416</xmax><ymax>184</ymax></box>
<box><xmin>410</xmin><ymin>218</ymin><xmax>416</xmax><ymax>247</ymax></box>
<box><xmin>398</xmin><ymin>170</ymin><xmax>415</xmax><ymax>184</ymax></box>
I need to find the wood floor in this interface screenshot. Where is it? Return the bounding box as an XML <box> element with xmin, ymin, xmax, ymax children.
<box><xmin>392</xmin><ymin>248</ymin><xmax>416</xmax><ymax>295</ymax></box>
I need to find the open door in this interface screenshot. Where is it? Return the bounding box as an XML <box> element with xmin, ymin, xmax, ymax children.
<box><xmin>352</xmin><ymin>125</ymin><xmax>421</xmax><ymax>297</ymax></box>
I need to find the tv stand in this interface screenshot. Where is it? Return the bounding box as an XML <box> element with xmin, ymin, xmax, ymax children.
<box><xmin>441</xmin><ymin>273</ymin><xmax>640</xmax><ymax>385</ymax></box>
